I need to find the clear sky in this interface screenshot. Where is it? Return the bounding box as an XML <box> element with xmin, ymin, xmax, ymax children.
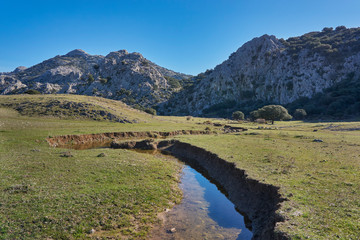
<box><xmin>1</xmin><ymin>0</ymin><xmax>360</xmax><ymax>75</ymax></box>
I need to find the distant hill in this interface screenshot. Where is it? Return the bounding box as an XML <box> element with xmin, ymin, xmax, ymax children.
<box><xmin>159</xmin><ymin>26</ymin><xmax>360</xmax><ymax>119</ymax></box>
<box><xmin>0</xmin><ymin>49</ymin><xmax>191</xmax><ymax>110</ymax></box>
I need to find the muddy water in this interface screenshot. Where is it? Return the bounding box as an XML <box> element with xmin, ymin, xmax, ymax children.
<box><xmin>151</xmin><ymin>163</ymin><xmax>252</xmax><ymax>240</ymax></box>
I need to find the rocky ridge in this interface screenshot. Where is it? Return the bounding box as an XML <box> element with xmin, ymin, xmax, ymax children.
<box><xmin>159</xmin><ymin>26</ymin><xmax>360</xmax><ymax>116</ymax></box>
<box><xmin>0</xmin><ymin>49</ymin><xmax>191</xmax><ymax>108</ymax></box>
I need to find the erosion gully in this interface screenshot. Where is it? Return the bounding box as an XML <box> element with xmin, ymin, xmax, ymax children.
<box><xmin>47</xmin><ymin>131</ymin><xmax>288</xmax><ymax>240</ymax></box>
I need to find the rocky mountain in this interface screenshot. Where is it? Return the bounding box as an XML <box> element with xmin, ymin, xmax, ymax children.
<box><xmin>0</xmin><ymin>49</ymin><xmax>191</xmax><ymax>109</ymax></box>
<box><xmin>159</xmin><ymin>26</ymin><xmax>360</xmax><ymax>117</ymax></box>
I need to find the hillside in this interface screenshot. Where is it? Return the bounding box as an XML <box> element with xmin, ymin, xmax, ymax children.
<box><xmin>0</xmin><ymin>50</ymin><xmax>191</xmax><ymax>109</ymax></box>
<box><xmin>159</xmin><ymin>26</ymin><xmax>360</xmax><ymax>118</ymax></box>
<box><xmin>0</xmin><ymin>94</ymin><xmax>155</xmax><ymax>123</ymax></box>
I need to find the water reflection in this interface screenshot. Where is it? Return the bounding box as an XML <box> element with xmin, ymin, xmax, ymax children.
<box><xmin>151</xmin><ymin>165</ymin><xmax>252</xmax><ymax>240</ymax></box>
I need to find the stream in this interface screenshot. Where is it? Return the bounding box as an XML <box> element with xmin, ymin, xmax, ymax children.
<box><xmin>63</xmin><ymin>142</ymin><xmax>254</xmax><ymax>239</ymax></box>
<box><xmin>151</xmin><ymin>160</ymin><xmax>253</xmax><ymax>240</ymax></box>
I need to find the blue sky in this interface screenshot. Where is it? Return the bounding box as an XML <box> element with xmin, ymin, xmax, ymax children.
<box><xmin>1</xmin><ymin>0</ymin><xmax>360</xmax><ymax>75</ymax></box>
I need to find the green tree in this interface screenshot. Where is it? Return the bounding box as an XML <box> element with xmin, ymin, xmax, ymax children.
<box><xmin>250</xmin><ymin>110</ymin><xmax>260</xmax><ymax>121</ymax></box>
<box><xmin>257</xmin><ymin>105</ymin><xmax>292</xmax><ymax>124</ymax></box>
<box><xmin>293</xmin><ymin>109</ymin><xmax>307</xmax><ymax>120</ymax></box>
<box><xmin>232</xmin><ymin>111</ymin><xmax>244</xmax><ymax>120</ymax></box>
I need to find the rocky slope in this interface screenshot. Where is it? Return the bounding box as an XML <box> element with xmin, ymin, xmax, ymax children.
<box><xmin>0</xmin><ymin>49</ymin><xmax>191</xmax><ymax>108</ymax></box>
<box><xmin>159</xmin><ymin>26</ymin><xmax>360</xmax><ymax>117</ymax></box>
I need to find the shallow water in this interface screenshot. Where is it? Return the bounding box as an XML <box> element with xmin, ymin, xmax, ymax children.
<box><xmin>60</xmin><ymin>143</ymin><xmax>253</xmax><ymax>239</ymax></box>
<box><xmin>151</xmin><ymin>164</ymin><xmax>252</xmax><ymax>240</ymax></box>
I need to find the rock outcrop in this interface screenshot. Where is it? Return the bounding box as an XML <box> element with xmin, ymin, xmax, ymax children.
<box><xmin>2</xmin><ymin>27</ymin><xmax>360</xmax><ymax>117</ymax></box>
<box><xmin>159</xmin><ymin>26</ymin><xmax>360</xmax><ymax>116</ymax></box>
<box><xmin>0</xmin><ymin>49</ymin><xmax>191</xmax><ymax>108</ymax></box>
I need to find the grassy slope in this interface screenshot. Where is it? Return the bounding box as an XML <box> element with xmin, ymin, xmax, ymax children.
<box><xmin>0</xmin><ymin>94</ymin><xmax>153</xmax><ymax>123</ymax></box>
<box><xmin>176</xmin><ymin>121</ymin><xmax>360</xmax><ymax>239</ymax></box>
<box><xmin>0</xmin><ymin>108</ymin><xmax>188</xmax><ymax>239</ymax></box>
<box><xmin>0</xmin><ymin>95</ymin><xmax>215</xmax><ymax>239</ymax></box>
<box><xmin>0</xmin><ymin>94</ymin><xmax>359</xmax><ymax>239</ymax></box>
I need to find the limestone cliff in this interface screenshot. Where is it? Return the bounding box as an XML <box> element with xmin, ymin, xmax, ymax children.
<box><xmin>0</xmin><ymin>49</ymin><xmax>190</xmax><ymax>108</ymax></box>
<box><xmin>159</xmin><ymin>26</ymin><xmax>360</xmax><ymax>116</ymax></box>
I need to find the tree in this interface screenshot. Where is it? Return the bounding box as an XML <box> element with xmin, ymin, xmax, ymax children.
<box><xmin>232</xmin><ymin>111</ymin><xmax>244</xmax><ymax>120</ymax></box>
<box><xmin>250</xmin><ymin>110</ymin><xmax>260</xmax><ymax>121</ymax></box>
<box><xmin>257</xmin><ymin>105</ymin><xmax>292</xmax><ymax>124</ymax></box>
<box><xmin>293</xmin><ymin>109</ymin><xmax>307</xmax><ymax>120</ymax></box>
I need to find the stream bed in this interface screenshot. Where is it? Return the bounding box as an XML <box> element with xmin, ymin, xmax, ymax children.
<box><xmin>62</xmin><ymin>141</ymin><xmax>256</xmax><ymax>239</ymax></box>
<box><xmin>151</xmin><ymin>162</ymin><xmax>252</xmax><ymax>240</ymax></box>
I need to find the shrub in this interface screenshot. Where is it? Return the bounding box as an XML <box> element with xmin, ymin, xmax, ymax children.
<box><xmin>99</xmin><ymin>78</ymin><xmax>108</xmax><ymax>84</ymax></box>
<box><xmin>145</xmin><ymin>108</ymin><xmax>156</xmax><ymax>115</ymax></box>
<box><xmin>232</xmin><ymin>111</ymin><xmax>245</xmax><ymax>120</ymax></box>
<box><xmin>24</xmin><ymin>89</ymin><xmax>41</xmax><ymax>95</ymax></box>
<box><xmin>87</xmin><ymin>74</ymin><xmax>94</xmax><ymax>83</ymax></box>
<box><xmin>186</xmin><ymin>116</ymin><xmax>192</xmax><ymax>121</ymax></box>
<box><xmin>294</xmin><ymin>109</ymin><xmax>307</xmax><ymax>120</ymax></box>
<box><xmin>165</xmin><ymin>76</ymin><xmax>181</xmax><ymax>89</ymax></box>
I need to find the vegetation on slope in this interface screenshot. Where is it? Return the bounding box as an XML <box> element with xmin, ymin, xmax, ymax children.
<box><xmin>282</xmin><ymin>26</ymin><xmax>360</xmax><ymax>63</ymax></box>
<box><xmin>287</xmin><ymin>74</ymin><xmax>360</xmax><ymax>119</ymax></box>
<box><xmin>0</xmin><ymin>94</ymin><xmax>155</xmax><ymax>123</ymax></box>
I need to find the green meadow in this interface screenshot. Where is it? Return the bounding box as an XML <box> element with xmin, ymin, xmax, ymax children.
<box><xmin>0</xmin><ymin>95</ymin><xmax>359</xmax><ymax>239</ymax></box>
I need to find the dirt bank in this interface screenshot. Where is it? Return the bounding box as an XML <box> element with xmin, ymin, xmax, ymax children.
<box><xmin>46</xmin><ymin>130</ymin><xmax>214</xmax><ymax>148</ymax></box>
<box><xmin>111</xmin><ymin>139</ymin><xmax>288</xmax><ymax>240</ymax></box>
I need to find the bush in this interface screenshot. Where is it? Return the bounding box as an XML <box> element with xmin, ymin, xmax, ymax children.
<box><xmin>232</xmin><ymin>111</ymin><xmax>244</xmax><ymax>120</ymax></box>
<box><xmin>99</xmin><ymin>78</ymin><xmax>108</xmax><ymax>84</ymax></box>
<box><xmin>256</xmin><ymin>105</ymin><xmax>292</xmax><ymax>124</ymax></box>
<box><xmin>145</xmin><ymin>108</ymin><xmax>156</xmax><ymax>115</ymax></box>
<box><xmin>87</xmin><ymin>74</ymin><xmax>94</xmax><ymax>83</ymax></box>
<box><xmin>294</xmin><ymin>109</ymin><xmax>307</xmax><ymax>120</ymax></box>
<box><xmin>165</xmin><ymin>76</ymin><xmax>181</xmax><ymax>89</ymax></box>
<box><xmin>24</xmin><ymin>89</ymin><xmax>41</xmax><ymax>95</ymax></box>
<box><xmin>186</xmin><ymin>116</ymin><xmax>192</xmax><ymax>121</ymax></box>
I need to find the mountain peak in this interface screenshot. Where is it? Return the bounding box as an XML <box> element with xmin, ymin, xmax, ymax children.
<box><xmin>116</xmin><ymin>49</ymin><xmax>128</xmax><ymax>55</ymax></box>
<box><xmin>65</xmin><ymin>49</ymin><xmax>89</xmax><ymax>57</ymax></box>
<box><xmin>13</xmin><ymin>66</ymin><xmax>27</xmax><ymax>73</ymax></box>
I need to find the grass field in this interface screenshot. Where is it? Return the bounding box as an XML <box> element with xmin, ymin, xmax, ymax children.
<box><xmin>176</xmin><ymin>121</ymin><xmax>360</xmax><ymax>239</ymax></box>
<box><xmin>0</xmin><ymin>94</ymin><xmax>359</xmax><ymax>239</ymax></box>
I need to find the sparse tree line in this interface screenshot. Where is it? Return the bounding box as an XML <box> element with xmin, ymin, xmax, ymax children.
<box><xmin>232</xmin><ymin>105</ymin><xmax>307</xmax><ymax>124</ymax></box>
